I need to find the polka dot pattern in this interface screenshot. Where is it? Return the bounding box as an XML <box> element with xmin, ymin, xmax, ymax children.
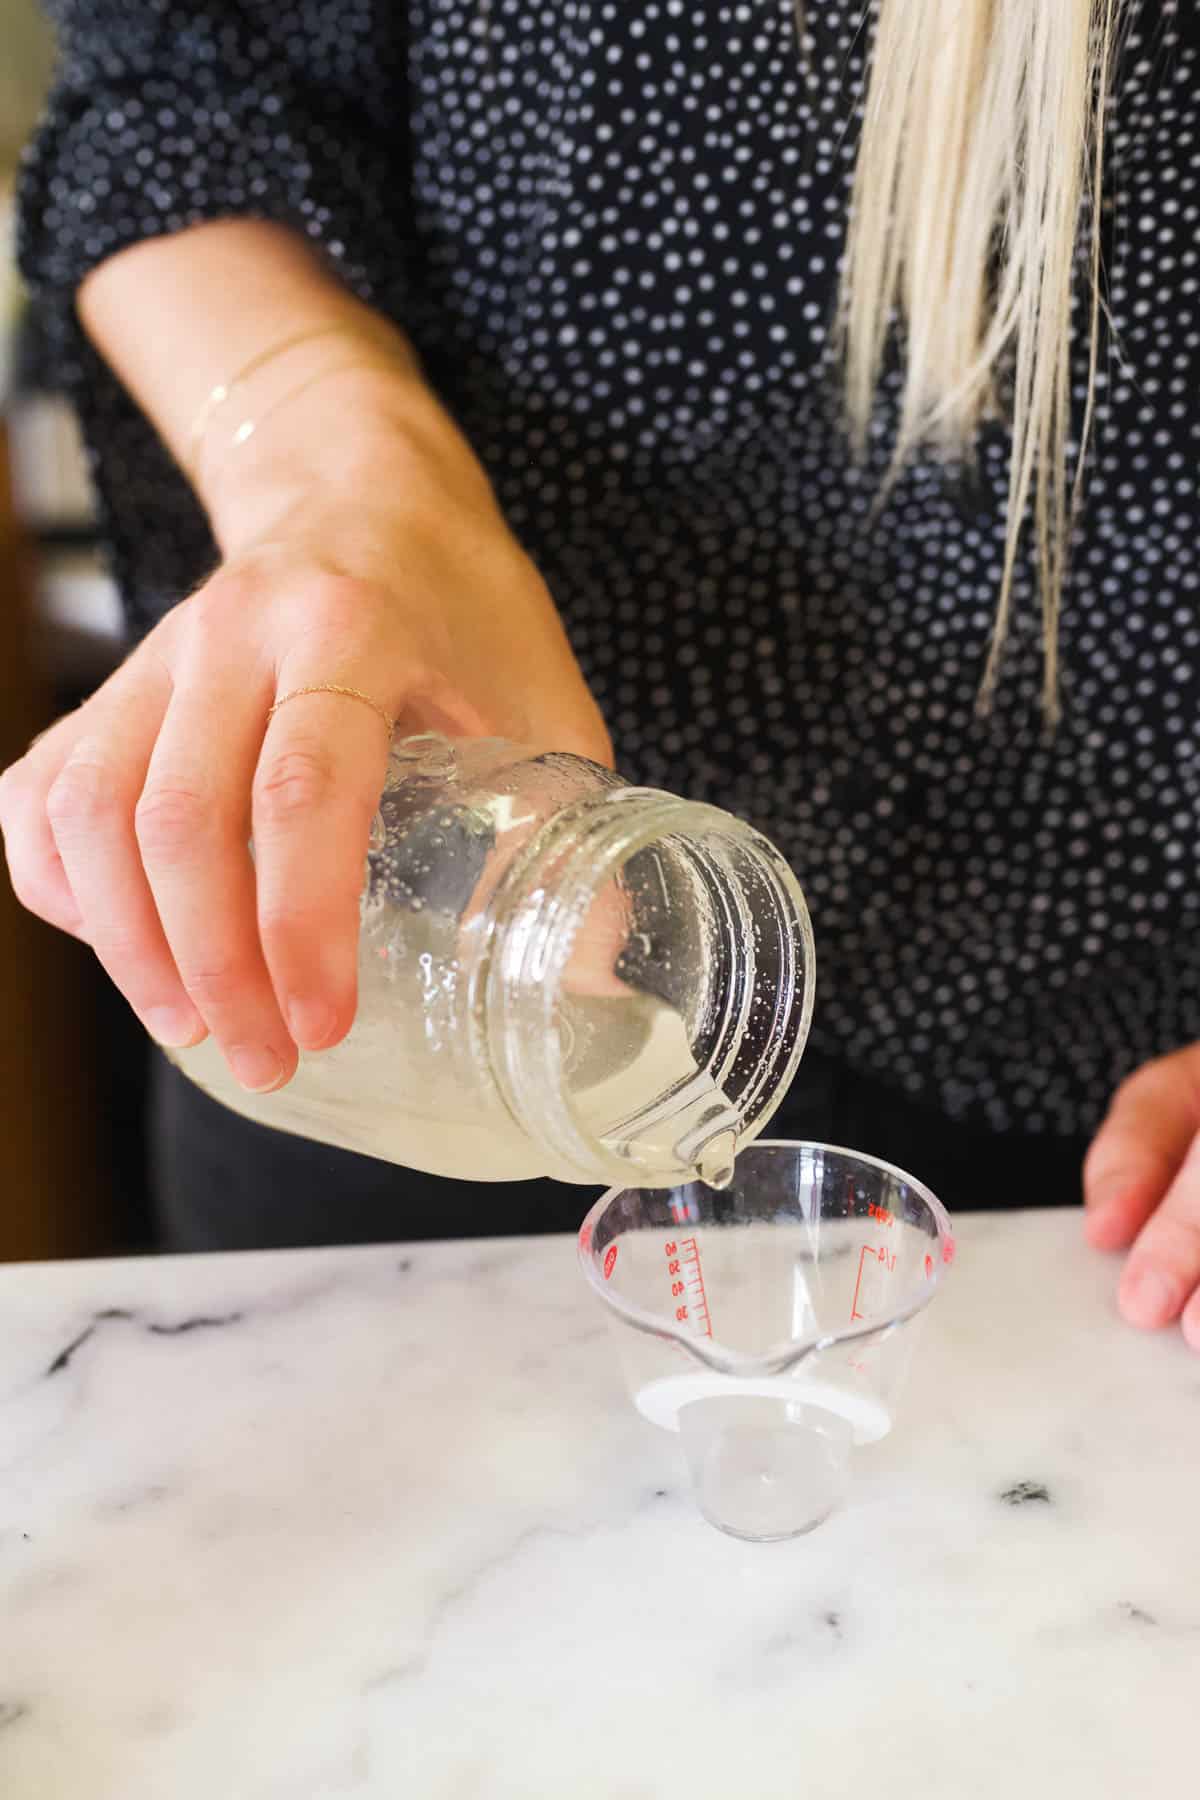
<box><xmin>17</xmin><ymin>0</ymin><xmax>1200</xmax><ymax>1139</ymax></box>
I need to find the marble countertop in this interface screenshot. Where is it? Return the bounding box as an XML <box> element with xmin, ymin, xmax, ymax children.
<box><xmin>1</xmin><ymin>1209</ymin><xmax>1196</xmax><ymax>1799</ymax></box>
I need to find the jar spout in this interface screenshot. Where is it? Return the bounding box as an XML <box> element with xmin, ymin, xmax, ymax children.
<box><xmin>689</xmin><ymin>1128</ymin><xmax>738</xmax><ymax>1191</ymax></box>
<box><xmin>596</xmin><ymin>1062</ymin><xmax>740</xmax><ymax>1190</ymax></box>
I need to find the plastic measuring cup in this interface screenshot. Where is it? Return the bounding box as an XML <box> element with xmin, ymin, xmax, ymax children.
<box><xmin>578</xmin><ymin>1141</ymin><xmax>954</xmax><ymax>1541</ymax></box>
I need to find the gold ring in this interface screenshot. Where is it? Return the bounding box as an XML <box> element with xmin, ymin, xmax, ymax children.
<box><xmin>267</xmin><ymin>684</ymin><xmax>396</xmax><ymax>738</ymax></box>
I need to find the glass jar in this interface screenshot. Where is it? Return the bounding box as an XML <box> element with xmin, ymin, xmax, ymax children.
<box><xmin>170</xmin><ymin>734</ymin><xmax>815</xmax><ymax>1187</ymax></box>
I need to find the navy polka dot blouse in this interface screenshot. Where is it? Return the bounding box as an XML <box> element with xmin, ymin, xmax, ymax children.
<box><xmin>17</xmin><ymin>1</ymin><xmax>1200</xmax><ymax>1138</ymax></box>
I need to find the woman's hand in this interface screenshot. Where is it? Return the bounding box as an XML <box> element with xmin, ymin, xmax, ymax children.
<box><xmin>0</xmin><ymin>399</ymin><xmax>610</xmax><ymax>1095</ymax></box>
<box><xmin>1084</xmin><ymin>1044</ymin><xmax>1200</xmax><ymax>1350</ymax></box>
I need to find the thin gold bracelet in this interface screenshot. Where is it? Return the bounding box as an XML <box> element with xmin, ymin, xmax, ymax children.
<box><xmin>184</xmin><ymin>322</ymin><xmax>371</xmax><ymax>483</ymax></box>
<box><xmin>220</xmin><ymin>353</ymin><xmax>407</xmax><ymax>463</ymax></box>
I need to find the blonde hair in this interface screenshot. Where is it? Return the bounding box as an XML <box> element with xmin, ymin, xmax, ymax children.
<box><xmin>839</xmin><ymin>0</ymin><xmax>1122</xmax><ymax>717</ymax></box>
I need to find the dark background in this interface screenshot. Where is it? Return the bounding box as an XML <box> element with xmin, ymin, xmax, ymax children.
<box><xmin>2</xmin><ymin>0</ymin><xmax>154</xmax><ymax>1259</ymax></box>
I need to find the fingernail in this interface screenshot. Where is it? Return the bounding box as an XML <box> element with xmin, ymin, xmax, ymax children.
<box><xmin>145</xmin><ymin>1006</ymin><xmax>206</xmax><ymax>1049</ymax></box>
<box><xmin>287</xmin><ymin>998</ymin><xmax>335</xmax><ymax>1050</ymax></box>
<box><xmin>228</xmin><ymin>1045</ymin><xmax>286</xmax><ymax>1093</ymax></box>
<box><xmin>1120</xmin><ymin>1266</ymin><xmax>1179</xmax><ymax>1331</ymax></box>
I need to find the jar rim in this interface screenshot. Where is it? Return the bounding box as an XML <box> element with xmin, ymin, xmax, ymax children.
<box><xmin>478</xmin><ymin>786</ymin><xmax>815</xmax><ymax>1186</ymax></box>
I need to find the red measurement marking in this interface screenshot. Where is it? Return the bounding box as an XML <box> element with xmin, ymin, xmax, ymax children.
<box><xmin>850</xmin><ymin>1243</ymin><xmax>898</xmax><ymax>1321</ymax></box>
<box><xmin>850</xmin><ymin>1245</ymin><xmax>870</xmax><ymax>1322</ymax></box>
<box><xmin>681</xmin><ymin>1237</ymin><xmax>713</xmax><ymax>1338</ymax></box>
<box><xmin>664</xmin><ymin>1234</ymin><xmax>713</xmax><ymax>1338</ymax></box>
<box><xmin>603</xmin><ymin>1244</ymin><xmax>618</xmax><ymax>1280</ymax></box>
<box><xmin>579</xmin><ymin>1223</ymin><xmax>592</xmax><ymax>1252</ymax></box>
<box><xmin>867</xmin><ymin>1202</ymin><xmax>894</xmax><ymax>1228</ymax></box>
<box><xmin>943</xmin><ymin>1236</ymin><xmax>956</xmax><ymax>1265</ymax></box>
<box><xmin>924</xmin><ymin>1253</ymin><xmax>934</xmax><ymax>1279</ymax></box>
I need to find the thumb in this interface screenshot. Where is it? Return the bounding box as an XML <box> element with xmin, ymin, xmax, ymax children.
<box><xmin>1083</xmin><ymin>1047</ymin><xmax>1200</xmax><ymax>1250</ymax></box>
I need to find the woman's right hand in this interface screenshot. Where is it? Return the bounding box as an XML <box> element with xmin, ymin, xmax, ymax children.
<box><xmin>0</xmin><ymin>375</ymin><xmax>611</xmax><ymax>1096</ymax></box>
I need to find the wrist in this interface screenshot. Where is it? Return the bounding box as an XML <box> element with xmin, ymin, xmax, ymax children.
<box><xmin>202</xmin><ymin>361</ymin><xmax>497</xmax><ymax>559</ymax></box>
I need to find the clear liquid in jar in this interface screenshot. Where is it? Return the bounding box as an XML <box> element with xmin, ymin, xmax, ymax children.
<box><xmin>171</xmin><ymin>990</ymin><xmax>741</xmax><ymax>1187</ymax></box>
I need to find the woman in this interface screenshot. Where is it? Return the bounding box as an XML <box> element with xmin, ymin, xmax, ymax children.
<box><xmin>3</xmin><ymin>2</ymin><xmax>1198</xmax><ymax>1343</ymax></box>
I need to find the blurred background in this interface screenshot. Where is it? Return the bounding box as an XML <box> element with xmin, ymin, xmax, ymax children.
<box><xmin>3</xmin><ymin>0</ymin><xmax>152</xmax><ymax>1260</ymax></box>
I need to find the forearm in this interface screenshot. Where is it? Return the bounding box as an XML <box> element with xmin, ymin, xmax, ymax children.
<box><xmin>77</xmin><ymin>219</ymin><xmax>490</xmax><ymax>556</ymax></box>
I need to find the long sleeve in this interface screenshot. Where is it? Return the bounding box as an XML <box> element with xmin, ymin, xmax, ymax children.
<box><xmin>19</xmin><ymin>0</ymin><xmax>410</xmax><ymax>335</ymax></box>
<box><xmin>15</xmin><ymin>2</ymin><xmax>411</xmax><ymax>625</ymax></box>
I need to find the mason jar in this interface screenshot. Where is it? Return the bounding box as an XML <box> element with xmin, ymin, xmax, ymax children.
<box><xmin>170</xmin><ymin>732</ymin><xmax>815</xmax><ymax>1187</ymax></box>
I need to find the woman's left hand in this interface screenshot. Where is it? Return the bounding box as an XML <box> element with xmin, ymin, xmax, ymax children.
<box><xmin>1084</xmin><ymin>1044</ymin><xmax>1200</xmax><ymax>1349</ymax></box>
